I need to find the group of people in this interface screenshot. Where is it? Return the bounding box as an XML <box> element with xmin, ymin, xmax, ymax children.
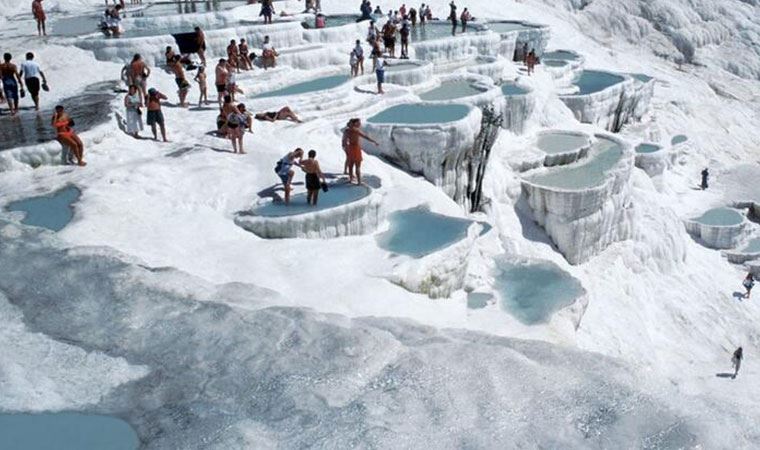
<box><xmin>1</xmin><ymin>52</ymin><xmax>48</xmax><ymax>115</ymax></box>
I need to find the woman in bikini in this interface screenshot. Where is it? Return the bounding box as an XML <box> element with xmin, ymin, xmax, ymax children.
<box><xmin>343</xmin><ymin>118</ymin><xmax>378</xmax><ymax>185</ymax></box>
<box><xmin>254</xmin><ymin>106</ymin><xmax>302</xmax><ymax>123</ymax></box>
<box><xmin>52</xmin><ymin>105</ymin><xmax>86</xmax><ymax>166</ymax></box>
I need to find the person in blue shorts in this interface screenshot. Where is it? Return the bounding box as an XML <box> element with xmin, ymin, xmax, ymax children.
<box><xmin>0</xmin><ymin>53</ymin><xmax>24</xmax><ymax>116</ymax></box>
<box><xmin>275</xmin><ymin>148</ymin><xmax>304</xmax><ymax>205</ymax></box>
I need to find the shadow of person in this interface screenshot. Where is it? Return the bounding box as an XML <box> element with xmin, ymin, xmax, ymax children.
<box><xmin>733</xmin><ymin>291</ymin><xmax>746</xmax><ymax>301</ymax></box>
<box><xmin>715</xmin><ymin>373</ymin><xmax>735</xmax><ymax>379</ymax></box>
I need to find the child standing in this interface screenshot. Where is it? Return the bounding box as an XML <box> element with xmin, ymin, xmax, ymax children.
<box><xmin>194</xmin><ymin>66</ymin><xmax>208</xmax><ymax>106</ymax></box>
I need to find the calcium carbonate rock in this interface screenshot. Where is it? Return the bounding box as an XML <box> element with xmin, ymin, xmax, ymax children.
<box><xmin>500</xmin><ymin>82</ymin><xmax>536</xmax><ymax>134</ymax></box>
<box><xmin>684</xmin><ymin>207</ymin><xmax>747</xmax><ymax>250</ymax></box>
<box><xmin>259</xmin><ymin>44</ymin><xmax>345</xmax><ymax>70</ymax></box>
<box><xmin>634</xmin><ymin>143</ymin><xmax>669</xmax><ymax>177</ymax></box>
<box><xmin>521</xmin><ymin>134</ymin><xmax>635</xmax><ymax>264</ymax></box>
<box><xmin>234</xmin><ymin>184</ymin><xmax>384</xmax><ymax>239</ymax></box>
<box><xmin>487</xmin><ymin>21</ymin><xmax>551</xmax><ymax>60</ymax></box>
<box><xmin>629</xmin><ymin>73</ymin><xmax>656</xmax><ymax>121</ymax></box>
<box><xmin>411</xmin><ymin>31</ymin><xmax>502</xmax><ymax>64</ymax></box>
<box><xmin>78</xmin><ymin>22</ymin><xmax>305</xmax><ymax>65</ymax></box>
<box><xmin>559</xmin><ymin>70</ymin><xmax>651</xmax><ymax>132</ymax></box>
<box><xmin>364</xmin><ymin>103</ymin><xmax>483</xmax><ymax>205</ymax></box>
<box><xmin>302</xmin><ymin>18</ymin><xmax>366</xmax><ymax>43</ymax></box>
<box><xmin>466</xmin><ymin>55</ymin><xmax>508</xmax><ymax>82</ymax></box>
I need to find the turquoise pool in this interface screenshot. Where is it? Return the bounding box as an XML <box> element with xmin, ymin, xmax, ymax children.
<box><xmin>376</xmin><ymin>206</ymin><xmax>472</xmax><ymax>258</ymax></box>
<box><xmin>411</xmin><ymin>21</ymin><xmax>472</xmax><ymax>41</ymax></box>
<box><xmin>671</xmin><ymin>135</ymin><xmax>688</xmax><ymax>145</ymax></box>
<box><xmin>742</xmin><ymin>238</ymin><xmax>760</xmax><ymax>253</ymax></box>
<box><xmin>301</xmin><ymin>14</ymin><xmax>368</xmax><ymax>29</ymax></box>
<box><xmin>0</xmin><ymin>412</ymin><xmax>138</xmax><ymax>450</ymax></box>
<box><xmin>253</xmin><ymin>182</ymin><xmax>370</xmax><ymax>217</ymax></box>
<box><xmin>570</xmin><ymin>70</ymin><xmax>625</xmax><ymax>95</ymax></box>
<box><xmin>419</xmin><ymin>81</ymin><xmax>484</xmax><ymax>101</ymax></box>
<box><xmin>544</xmin><ymin>60</ymin><xmax>568</xmax><ymax>68</ymax></box>
<box><xmin>486</xmin><ymin>21</ymin><xmax>538</xmax><ymax>33</ymax></box>
<box><xmin>537</xmin><ymin>132</ymin><xmax>590</xmax><ymax>155</ymax></box>
<box><xmin>255</xmin><ymin>75</ymin><xmax>350</xmax><ymax>98</ymax></box>
<box><xmin>692</xmin><ymin>208</ymin><xmax>744</xmax><ymax>227</ymax></box>
<box><xmin>367</xmin><ymin>104</ymin><xmax>470</xmax><ymax>124</ymax></box>
<box><xmin>630</xmin><ymin>73</ymin><xmax>654</xmax><ymax>83</ymax></box>
<box><xmin>501</xmin><ymin>82</ymin><xmax>528</xmax><ymax>96</ymax></box>
<box><xmin>495</xmin><ymin>260</ymin><xmax>584</xmax><ymax>325</ymax></box>
<box><xmin>635</xmin><ymin>143</ymin><xmax>662</xmax><ymax>154</ymax></box>
<box><xmin>384</xmin><ymin>62</ymin><xmax>424</xmax><ymax>73</ymax></box>
<box><xmin>526</xmin><ymin>137</ymin><xmax>624</xmax><ymax>189</ymax></box>
<box><xmin>543</xmin><ymin>50</ymin><xmax>579</xmax><ymax>61</ymax></box>
<box><xmin>6</xmin><ymin>186</ymin><xmax>81</xmax><ymax>232</ymax></box>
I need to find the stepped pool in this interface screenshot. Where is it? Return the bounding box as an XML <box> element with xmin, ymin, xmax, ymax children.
<box><xmin>635</xmin><ymin>143</ymin><xmax>662</xmax><ymax>154</ymax></box>
<box><xmin>367</xmin><ymin>103</ymin><xmax>470</xmax><ymax>124</ymax></box>
<box><xmin>5</xmin><ymin>186</ymin><xmax>81</xmax><ymax>232</ymax></box>
<box><xmin>501</xmin><ymin>82</ymin><xmax>529</xmax><ymax>96</ymax></box>
<box><xmin>630</xmin><ymin>73</ymin><xmax>654</xmax><ymax>83</ymax></box>
<box><xmin>419</xmin><ymin>80</ymin><xmax>485</xmax><ymax>101</ymax></box>
<box><xmin>410</xmin><ymin>21</ymin><xmax>477</xmax><ymax>41</ymax></box>
<box><xmin>0</xmin><ymin>90</ymin><xmax>113</xmax><ymax>151</ymax></box>
<box><xmin>691</xmin><ymin>207</ymin><xmax>744</xmax><ymax>227</ymax></box>
<box><xmin>537</xmin><ymin>131</ymin><xmax>590</xmax><ymax>155</ymax></box>
<box><xmin>526</xmin><ymin>137</ymin><xmax>624</xmax><ymax>189</ymax></box>
<box><xmin>252</xmin><ymin>182</ymin><xmax>370</xmax><ymax>217</ymax></box>
<box><xmin>486</xmin><ymin>21</ymin><xmax>540</xmax><ymax>33</ymax></box>
<box><xmin>301</xmin><ymin>14</ymin><xmax>372</xmax><ymax>29</ymax></box>
<box><xmin>0</xmin><ymin>412</ymin><xmax>138</xmax><ymax>450</ymax></box>
<box><xmin>384</xmin><ymin>61</ymin><xmax>425</xmax><ymax>73</ymax></box>
<box><xmin>741</xmin><ymin>238</ymin><xmax>760</xmax><ymax>254</ymax></box>
<box><xmin>376</xmin><ymin>206</ymin><xmax>472</xmax><ymax>258</ymax></box>
<box><xmin>543</xmin><ymin>50</ymin><xmax>580</xmax><ymax>61</ymax></box>
<box><xmin>254</xmin><ymin>74</ymin><xmax>350</xmax><ymax>98</ymax></box>
<box><xmin>544</xmin><ymin>60</ymin><xmax>567</xmax><ymax>68</ymax></box>
<box><xmin>570</xmin><ymin>70</ymin><xmax>625</xmax><ymax>95</ymax></box>
<box><xmin>494</xmin><ymin>260</ymin><xmax>584</xmax><ymax>325</ymax></box>
<box><xmin>671</xmin><ymin>135</ymin><xmax>688</xmax><ymax>145</ymax></box>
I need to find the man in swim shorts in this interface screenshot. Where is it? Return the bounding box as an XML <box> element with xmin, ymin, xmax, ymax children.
<box><xmin>0</xmin><ymin>53</ymin><xmax>24</xmax><ymax>116</ymax></box>
<box><xmin>301</xmin><ymin>149</ymin><xmax>327</xmax><ymax>206</ymax></box>
<box><xmin>146</xmin><ymin>88</ymin><xmax>168</xmax><ymax>142</ymax></box>
<box><xmin>20</xmin><ymin>52</ymin><xmax>48</xmax><ymax>111</ymax></box>
<box><xmin>169</xmin><ymin>55</ymin><xmax>190</xmax><ymax>107</ymax></box>
<box><xmin>215</xmin><ymin>58</ymin><xmax>228</xmax><ymax>107</ymax></box>
<box><xmin>130</xmin><ymin>53</ymin><xmax>150</xmax><ymax>102</ymax></box>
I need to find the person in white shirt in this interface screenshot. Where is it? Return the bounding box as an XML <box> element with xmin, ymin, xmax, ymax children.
<box><xmin>353</xmin><ymin>40</ymin><xmax>364</xmax><ymax>75</ymax></box>
<box><xmin>19</xmin><ymin>52</ymin><xmax>47</xmax><ymax>110</ymax></box>
<box><xmin>375</xmin><ymin>57</ymin><xmax>385</xmax><ymax>94</ymax></box>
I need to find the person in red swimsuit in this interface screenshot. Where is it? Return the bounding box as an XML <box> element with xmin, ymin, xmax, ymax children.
<box><xmin>341</xmin><ymin>118</ymin><xmax>378</xmax><ymax>185</ymax></box>
<box><xmin>51</xmin><ymin>105</ymin><xmax>86</xmax><ymax>166</ymax></box>
<box><xmin>32</xmin><ymin>0</ymin><xmax>46</xmax><ymax>36</ymax></box>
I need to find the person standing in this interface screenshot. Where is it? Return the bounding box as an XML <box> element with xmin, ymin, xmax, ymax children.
<box><xmin>275</xmin><ymin>148</ymin><xmax>304</xmax><ymax>205</ymax></box>
<box><xmin>260</xmin><ymin>0</ymin><xmax>274</xmax><ymax>24</ymax></box>
<box><xmin>409</xmin><ymin>7</ymin><xmax>417</xmax><ymax>28</ymax></box>
<box><xmin>194</xmin><ymin>66</ymin><xmax>208</xmax><ymax>106</ymax></box>
<box><xmin>400</xmin><ymin>16</ymin><xmax>410</xmax><ymax>58</ymax></box>
<box><xmin>169</xmin><ymin>55</ymin><xmax>190</xmax><ymax>107</ymax></box>
<box><xmin>226</xmin><ymin>103</ymin><xmax>246</xmax><ymax>154</ymax></box>
<box><xmin>460</xmin><ymin>7</ymin><xmax>471</xmax><ymax>33</ymax></box>
<box><xmin>194</xmin><ymin>27</ymin><xmax>207</xmax><ymax>66</ymax></box>
<box><xmin>19</xmin><ymin>52</ymin><xmax>47</xmax><ymax>111</ymax></box>
<box><xmin>146</xmin><ymin>88</ymin><xmax>168</xmax><ymax>142</ymax></box>
<box><xmin>129</xmin><ymin>53</ymin><xmax>150</xmax><ymax>102</ymax></box>
<box><xmin>743</xmin><ymin>273</ymin><xmax>755</xmax><ymax>299</ymax></box>
<box><xmin>731</xmin><ymin>347</ymin><xmax>743</xmax><ymax>379</ymax></box>
<box><xmin>301</xmin><ymin>150</ymin><xmax>326</xmax><ymax>206</ymax></box>
<box><xmin>353</xmin><ymin>40</ymin><xmax>365</xmax><ymax>75</ymax></box>
<box><xmin>238</xmin><ymin>39</ymin><xmax>252</xmax><ymax>70</ymax></box>
<box><xmin>214</xmin><ymin>58</ymin><xmax>229</xmax><ymax>107</ymax></box>
<box><xmin>123</xmin><ymin>84</ymin><xmax>143</xmax><ymax>138</ymax></box>
<box><xmin>52</xmin><ymin>105</ymin><xmax>85</xmax><ymax>166</ymax></box>
<box><xmin>32</xmin><ymin>0</ymin><xmax>46</xmax><ymax>36</ymax></box>
<box><xmin>526</xmin><ymin>49</ymin><xmax>537</xmax><ymax>75</ymax></box>
<box><xmin>701</xmin><ymin>168</ymin><xmax>709</xmax><ymax>190</ymax></box>
<box><xmin>375</xmin><ymin>57</ymin><xmax>385</xmax><ymax>94</ymax></box>
<box><xmin>0</xmin><ymin>53</ymin><xmax>24</xmax><ymax>116</ymax></box>
<box><xmin>448</xmin><ymin>1</ymin><xmax>458</xmax><ymax>36</ymax></box>
<box><xmin>344</xmin><ymin>118</ymin><xmax>378</xmax><ymax>185</ymax></box>
<box><xmin>419</xmin><ymin>3</ymin><xmax>427</xmax><ymax>28</ymax></box>
<box><xmin>227</xmin><ymin>39</ymin><xmax>240</xmax><ymax>72</ymax></box>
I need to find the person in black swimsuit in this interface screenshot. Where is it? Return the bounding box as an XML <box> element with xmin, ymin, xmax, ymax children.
<box><xmin>254</xmin><ymin>106</ymin><xmax>302</xmax><ymax>123</ymax></box>
<box><xmin>301</xmin><ymin>150</ymin><xmax>326</xmax><ymax>206</ymax></box>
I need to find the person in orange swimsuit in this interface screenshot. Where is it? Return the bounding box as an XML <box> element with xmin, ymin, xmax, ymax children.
<box><xmin>32</xmin><ymin>0</ymin><xmax>46</xmax><ymax>36</ymax></box>
<box><xmin>342</xmin><ymin>118</ymin><xmax>378</xmax><ymax>185</ymax></box>
<box><xmin>51</xmin><ymin>105</ymin><xmax>86</xmax><ymax>166</ymax></box>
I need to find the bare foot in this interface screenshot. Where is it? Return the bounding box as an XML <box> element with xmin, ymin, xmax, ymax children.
<box><xmin>77</xmin><ymin>161</ymin><xmax>87</xmax><ymax>166</ymax></box>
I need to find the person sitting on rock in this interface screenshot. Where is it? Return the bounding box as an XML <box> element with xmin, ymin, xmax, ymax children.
<box><xmin>261</xmin><ymin>36</ymin><xmax>278</xmax><ymax>70</ymax></box>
